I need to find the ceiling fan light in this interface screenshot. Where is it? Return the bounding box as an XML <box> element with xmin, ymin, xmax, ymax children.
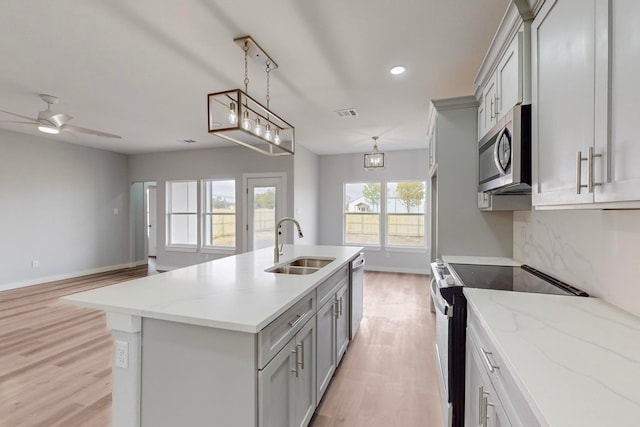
<box><xmin>38</xmin><ymin>124</ymin><xmax>59</xmax><ymax>135</ymax></box>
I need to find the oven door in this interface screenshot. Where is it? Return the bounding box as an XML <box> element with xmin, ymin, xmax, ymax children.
<box><xmin>430</xmin><ymin>278</ymin><xmax>453</xmax><ymax>425</ymax></box>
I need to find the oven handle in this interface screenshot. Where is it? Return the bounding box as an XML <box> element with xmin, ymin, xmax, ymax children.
<box><xmin>430</xmin><ymin>278</ymin><xmax>453</xmax><ymax>317</ymax></box>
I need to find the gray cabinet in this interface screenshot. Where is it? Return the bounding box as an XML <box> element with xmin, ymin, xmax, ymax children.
<box><xmin>532</xmin><ymin>0</ymin><xmax>640</xmax><ymax>207</ymax></box>
<box><xmin>335</xmin><ymin>283</ymin><xmax>349</xmax><ymax>364</ymax></box>
<box><xmin>315</xmin><ymin>270</ymin><xmax>350</xmax><ymax>405</ymax></box>
<box><xmin>465</xmin><ymin>332</ymin><xmax>511</xmax><ymax>427</ymax></box>
<box><xmin>316</xmin><ymin>296</ymin><xmax>336</xmax><ymax>404</ymax></box>
<box><xmin>259</xmin><ymin>316</ymin><xmax>316</xmax><ymax>427</ymax></box>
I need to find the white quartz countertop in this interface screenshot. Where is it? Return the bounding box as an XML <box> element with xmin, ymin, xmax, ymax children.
<box><xmin>61</xmin><ymin>245</ymin><xmax>362</xmax><ymax>333</ymax></box>
<box><xmin>441</xmin><ymin>255</ymin><xmax>521</xmax><ymax>266</ymax></box>
<box><xmin>464</xmin><ymin>288</ymin><xmax>640</xmax><ymax>427</ymax></box>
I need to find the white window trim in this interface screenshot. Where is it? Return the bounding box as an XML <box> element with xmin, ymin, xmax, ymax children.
<box><xmin>343</xmin><ymin>180</ymin><xmax>427</xmax><ymax>251</ymax></box>
<box><xmin>166</xmin><ymin>180</ymin><xmax>199</xmax><ymax>250</ymax></box>
<box><xmin>201</xmin><ymin>179</ymin><xmax>237</xmax><ymax>251</ymax></box>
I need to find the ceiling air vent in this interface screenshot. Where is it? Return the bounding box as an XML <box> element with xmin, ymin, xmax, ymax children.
<box><xmin>179</xmin><ymin>139</ymin><xmax>198</xmax><ymax>144</ymax></box>
<box><xmin>335</xmin><ymin>108</ymin><xmax>359</xmax><ymax>118</ymax></box>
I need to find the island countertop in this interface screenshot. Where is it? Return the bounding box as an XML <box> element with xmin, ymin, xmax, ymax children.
<box><xmin>61</xmin><ymin>245</ymin><xmax>362</xmax><ymax>333</ymax></box>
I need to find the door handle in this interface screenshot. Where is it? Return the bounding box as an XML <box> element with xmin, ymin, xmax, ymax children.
<box><xmin>291</xmin><ymin>348</ymin><xmax>298</xmax><ymax>377</ymax></box>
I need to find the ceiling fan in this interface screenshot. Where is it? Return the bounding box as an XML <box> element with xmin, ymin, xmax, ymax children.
<box><xmin>0</xmin><ymin>94</ymin><xmax>121</xmax><ymax>139</ymax></box>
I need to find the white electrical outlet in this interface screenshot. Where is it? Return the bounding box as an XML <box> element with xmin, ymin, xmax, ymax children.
<box><xmin>115</xmin><ymin>340</ymin><xmax>128</xmax><ymax>368</ymax></box>
<box><xmin>32</xmin><ymin>260</ymin><xmax>39</xmax><ymax>269</ymax></box>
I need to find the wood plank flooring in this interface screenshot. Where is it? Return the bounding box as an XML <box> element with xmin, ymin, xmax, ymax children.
<box><xmin>0</xmin><ymin>268</ymin><xmax>442</xmax><ymax>426</ymax></box>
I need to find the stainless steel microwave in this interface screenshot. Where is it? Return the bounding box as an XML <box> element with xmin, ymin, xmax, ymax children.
<box><xmin>478</xmin><ymin>104</ymin><xmax>531</xmax><ymax>194</ymax></box>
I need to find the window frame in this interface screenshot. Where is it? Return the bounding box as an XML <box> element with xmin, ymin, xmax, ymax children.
<box><xmin>165</xmin><ymin>179</ymin><xmax>199</xmax><ymax>252</ymax></box>
<box><xmin>385</xmin><ymin>180</ymin><xmax>427</xmax><ymax>250</ymax></box>
<box><xmin>343</xmin><ymin>182</ymin><xmax>382</xmax><ymax>248</ymax></box>
<box><xmin>201</xmin><ymin>179</ymin><xmax>237</xmax><ymax>254</ymax></box>
<box><xmin>342</xmin><ymin>180</ymin><xmax>427</xmax><ymax>252</ymax></box>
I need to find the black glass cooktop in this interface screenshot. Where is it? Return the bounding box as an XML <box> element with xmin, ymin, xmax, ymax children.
<box><xmin>447</xmin><ymin>263</ymin><xmax>588</xmax><ymax>297</ymax></box>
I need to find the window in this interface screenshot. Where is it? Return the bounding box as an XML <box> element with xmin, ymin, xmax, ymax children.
<box><xmin>386</xmin><ymin>181</ymin><xmax>425</xmax><ymax>247</ymax></box>
<box><xmin>202</xmin><ymin>180</ymin><xmax>236</xmax><ymax>249</ymax></box>
<box><xmin>166</xmin><ymin>180</ymin><xmax>198</xmax><ymax>248</ymax></box>
<box><xmin>344</xmin><ymin>183</ymin><xmax>381</xmax><ymax>246</ymax></box>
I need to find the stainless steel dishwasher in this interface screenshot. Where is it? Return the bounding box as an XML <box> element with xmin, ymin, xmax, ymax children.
<box><xmin>349</xmin><ymin>253</ymin><xmax>365</xmax><ymax>339</ymax></box>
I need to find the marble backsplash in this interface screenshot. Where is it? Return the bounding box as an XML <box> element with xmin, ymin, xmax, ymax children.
<box><xmin>513</xmin><ymin>210</ymin><xmax>640</xmax><ymax>317</ymax></box>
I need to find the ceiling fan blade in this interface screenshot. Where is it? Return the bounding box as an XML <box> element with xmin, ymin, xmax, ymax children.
<box><xmin>0</xmin><ymin>120</ymin><xmax>38</xmax><ymax>125</ymax></box>
<box><xmin>0</xmin><ymin>109</ymin><xmax>39</xmax><ymax>123</ymax></box>
<box><xmin>61</xmin><ymin>124</ymin><xmax>122</xmax><ymax>139</ymax></box>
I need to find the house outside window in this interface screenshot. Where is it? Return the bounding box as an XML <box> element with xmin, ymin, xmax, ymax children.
<box><xmin>202</xmin><ymin>180</ymin><xmax>236</xmax><ymax>249</ymax></box>
<box><xmin>166</xmin><ymin>180</ymin><xmax>198</xmax><ymax>249</ymax></box>
<box><xmin>386</xmin><ymin>181</ymin><xmax>426</xmax><ymax>247</ymax></box>
<box><xmin>344</xmin><ymin>180</ymin><xmax>426</xmax><ymax>249</ymax></box>
<box><xmin>344</xmin><ymin>182</ymin><xmax>381</xmax><ymax>246</ymax></box>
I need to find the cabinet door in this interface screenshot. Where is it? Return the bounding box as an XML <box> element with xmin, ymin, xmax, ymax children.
<box><xmin>259</xmin><ymin>339</ymin><xmax>296</xmax><ymax>427</ymax></box>
<box><xmin>478</xmin><ymin>100</ymin><xmax>486</xmax><ymax>140</ymax></box>
<box><xmin>531</xmin><ymin>0</ymin><xmax>596</xmax><ymax>206</ymax></box>
<box><xmin>483</xmin><ymin>75</ymin><xmax>498</xmax><ymax>133</ymax></box>
<box><xmin>335</xmin><ymin>284</ymin><xmax>350</xmax><ymax>364</ymax></box>
<box><xmin>465</xmin><ymin>337</ymin><xmax>512</xmax><ymax>427</ymax></box>
<box><xmin>294</xmin><ymin>317</ymin><xmax>316</xmax><ymax>427</ymax></box>
<box><xmin>595</xmin><ymin>0</ymin><xmax>640</xmax><ymax>202</ymax></box>
<box><xmin>316</xmin><ymin>298</ymin><xmax>336</xmax><ymax>404</ymax></box>
<box><xmin>496</xmin><ymin>33</ymin><xmax>522</xmax><ymax>119</ymax></box>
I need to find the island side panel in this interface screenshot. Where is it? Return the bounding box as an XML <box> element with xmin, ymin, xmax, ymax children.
<box><xmin>140</xmin><ymin>318</ymin><xmax>258</xmax><ymax>427</ymax></box>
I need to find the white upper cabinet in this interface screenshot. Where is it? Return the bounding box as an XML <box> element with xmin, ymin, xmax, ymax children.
<box><xmin>476</xmin><ymin>3</ymin><xmax>529</xmax><ymax>141</ymax></box>
<box><xmin>595</xmin><ymin>0</ymin><xmax>640</xmax><ymax>203</ymax></box>
<box><xmin>531</xmin><ymin>0</ymin><xmax>596</xmax><ymax>206</ymax></box>
<box><xmin>532</xmin><ymin>0</ymin><xmax>640</xmax><ymax>208</ymax></box>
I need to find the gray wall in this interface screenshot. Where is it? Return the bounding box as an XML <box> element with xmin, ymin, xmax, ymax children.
<box><xmin>432</xmin><ymin>102</ymin><xmax>513</xmax><ymax>259</ymax></box>
<box><xmin>0</xmin><ymin>129</ymin><xmax>130</xmax><ymax>290</ymax></box>
<box><xmin>318</xmin><ymin>149</ymin><xmax>429</xmax><ymax>273</ymax></box>
<box><xmin>293</xmin><ymin>144</ymin><xmax>319</xmax><ymax>245</ymax></box>
<box><xmin>129</xmin><ymin>145</ymin><xmax>294</xmax><ymax>269</ymax></box>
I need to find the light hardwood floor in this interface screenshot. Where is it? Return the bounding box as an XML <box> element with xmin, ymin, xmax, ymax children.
<box><xmin>0</xmin><ymin>268</ymin><xmax>442</xmax><ymax>426</ymax></box>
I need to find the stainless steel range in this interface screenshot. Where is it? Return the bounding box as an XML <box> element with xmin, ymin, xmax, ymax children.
<box><xmin>430</xmin><ymin>261</ymin><xmax>588</xmax><ymax>427</ymax></box>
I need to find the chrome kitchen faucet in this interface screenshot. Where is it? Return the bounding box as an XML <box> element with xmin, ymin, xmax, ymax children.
<box><xmin>274</xmin><ymin>217</ymin><xmax>304</xmax><ymax>263</ymax></box>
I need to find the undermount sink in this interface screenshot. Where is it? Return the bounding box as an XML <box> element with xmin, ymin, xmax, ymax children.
<box><xmin>268</xmin><ymin>265</ymin><xmax>319</xmax><ymax>275</ymax></box>
<box><xmin>266</xmin><ymin>257</ymin><xmax>336</xmax><ymax>275</ymax></box>
<box><xmin>287</xmin><ymin>257</ymin><xmax>334</xmax><ymax>268</ymax></box>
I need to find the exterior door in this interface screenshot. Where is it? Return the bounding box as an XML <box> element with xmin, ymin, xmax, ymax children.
<box><xmin>245</xmin><ymin>174</ymin><xmax>286</xmax><ymax>252</ymax></box>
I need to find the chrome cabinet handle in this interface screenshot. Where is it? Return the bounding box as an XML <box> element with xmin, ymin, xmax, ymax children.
<box><xmin>576</xmin><ymin>151</ymin><xmax>588</xmax><ymax>194</ymax></box>
<box><xmin>588</xmin><ymin>146</ymin><xmax>602</xmax><ymax>193</ymax></box>
<box><xmin>494</xmin><ymin>96</ymin><xmax>500</xmax><ymax>116</ymax></box>
<box><xmin>297</xmin><ymin>342</ymin><xmax>304</xmax><ymax>371</ymax></box>
<box><xmin>478</xmin><ymin>387</ymin><xmax>484</xmax><ymax>425</ymax></box>
<box><xmin>482</xmin><ymin>394</ymin><xmax>489</xmax><ymax>427</ymax></box>
<box><xmin>490</xmin><ymin>98</ymin><xmax>494</xmax><ymax>119</ymax></box>
<box><xmin>333</xmin><ymin>300</ymin><xmax>339</xmax><ymax>318</ymax></box>
<box><xmin>291</xmin><ymin>348</ymin><xmax>298</xmax><ymax>377</ymax></box>
<box><xmin>480</xmin><ymin>347</ymin><xmax>500</xmax><ymax>373</ymax></box>
<box><xmin>338</xmin><ymin>297</ymin><xmax>343</xmax><ymax>317</ymax></box>
<box><xmin>288</xmin><ymin>313</ymin><xmax>305</xmax><ymax>328</ymax></box>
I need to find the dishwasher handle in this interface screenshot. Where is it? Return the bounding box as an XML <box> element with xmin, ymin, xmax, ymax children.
<box><xmin>351</xmin><ymin>255</ymin><xmax>365</xmax><ymax>271</ymax></box>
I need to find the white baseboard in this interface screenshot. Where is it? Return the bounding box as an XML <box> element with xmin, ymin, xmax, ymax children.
<box><xmin>364</xmin><ymin>265</ymin><xmax>429</xmax><ymax>275</ymax></box>
<box><xmin>0</xmin><ymin>262</ymin><xmax>137</xmax><ymax>292</ymax></box>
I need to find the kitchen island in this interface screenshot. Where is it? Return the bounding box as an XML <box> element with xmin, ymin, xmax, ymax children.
<box><xmin>62</xmin><ymin>244</ymin><xmax>363</xmax><ymax>427</ymax></box>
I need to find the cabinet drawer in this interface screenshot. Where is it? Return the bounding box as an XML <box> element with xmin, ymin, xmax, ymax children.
<box><xmin>467</xmin><ymin>310</ymin><xmax>539</xmax><ymax>427</ymax></box>
<box><xmin>316</xmin><ymin>265</ymin><xmax>348</xmax><ymax>308</ymax></box>
<box><xmin>258</xmin><ymin>292</ymin><xmax>315</xmax><ymax>369</ymax></box>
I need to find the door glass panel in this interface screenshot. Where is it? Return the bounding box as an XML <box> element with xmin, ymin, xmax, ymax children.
<box><xmin>253</xmin><ymin>186</ymin><xmax>276</xmax><ymax>250</ymax></box>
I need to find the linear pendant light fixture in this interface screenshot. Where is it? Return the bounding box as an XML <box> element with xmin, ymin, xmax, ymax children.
<box><xmin>208</xmin><ymin>36</ymin><xmax>295</xmax><ymax>156</ymax></box>
<box><xmin>364</xmin><ymin>136</ymin><xmax>385</xmax><ymax>170</ymax></box>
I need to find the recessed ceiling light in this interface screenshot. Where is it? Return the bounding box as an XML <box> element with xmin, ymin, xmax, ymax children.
<box><xmin>390</xmin><ymin>65</ymin><xmax>406</xmax><ymax>75</ymax></box>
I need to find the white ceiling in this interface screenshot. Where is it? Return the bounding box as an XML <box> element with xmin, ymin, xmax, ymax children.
<box><xmin>0</xmin><ymin>0</ymin><xmax>509</xmax><ymax>155</ymax></box>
